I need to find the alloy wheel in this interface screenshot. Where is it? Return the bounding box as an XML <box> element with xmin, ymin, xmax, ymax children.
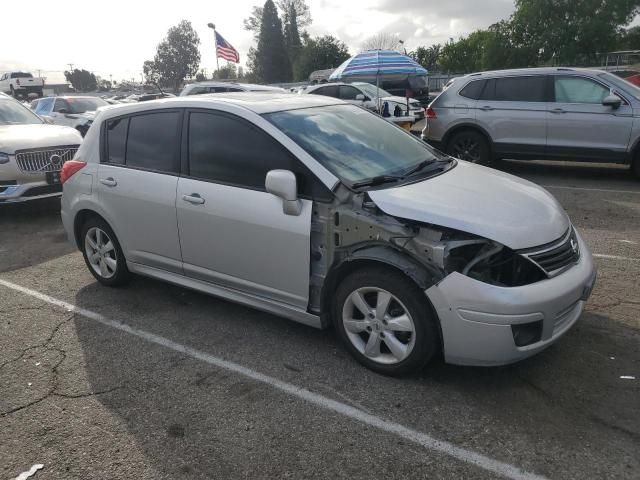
<box><xmin>84</xmin><ymin>227</ymin><xmax>118</xmax><ymax>279</ymax></box>
<box><xmin>341</xmin><ymin>287</ymin><xmax>416</xmax><ymax>365</ymax></box>
<box><xmin>451</xmin><ymin>137</ymin><xmax>481</xmax><ymax>162</ymax></box>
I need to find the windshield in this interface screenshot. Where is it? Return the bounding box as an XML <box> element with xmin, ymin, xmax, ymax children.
<box><xmin>0</xmin><ymin>99</ymin><xmax>42</xmax><ymax>125</ymax></box>
<box><xmin>66</xmin><ymin>97</ymin><xmax>108</xmax><ymax>113</ymax></box>
<box><xmin>599</xmin><ymin>72</ymin><xmax>640</xmax><ymax>100</ymax></box>
<box><xmin>355</xmin><ymin>83</ymin><xmax>392</xmax><ymax>98</ymax></box>
<box><xmin>265</xmin><ymin>104</ymin><xmax>441</xmax><ymax>186</ymax></box>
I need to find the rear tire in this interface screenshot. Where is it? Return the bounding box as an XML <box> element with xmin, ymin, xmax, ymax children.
<box><xmin>334</xmin><ymin>267</ymin><xmax>439</xmax><ymax>376</ymax></box>
<box><xmin>80</xmin><ymin>217</ymin><xmax>130</xmax><ymax>287</ymax></box>
<box><xmin>446</xmin><ymin>130</ymin><xmax>490</xmax><ymax>165</ymax></box>
<box><xmin>632</xmin><ymin>154</ymin><xmax>640</xmax><ymax>179</ymax></box>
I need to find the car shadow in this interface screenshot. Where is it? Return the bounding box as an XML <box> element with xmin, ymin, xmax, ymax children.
<box><xmin>0</xmin><ymin>197</ymin><xmax>75</xmax><ymax>273</ymax></box>
<box><xmin>70</xmin><ymin>277</ymin><xmax>640</xmax><ymax>477</ymax></box>
<box><xmin>494</xmin><ymin>158</ymin><xmax>635</xmax><ymax>184</ymax></box>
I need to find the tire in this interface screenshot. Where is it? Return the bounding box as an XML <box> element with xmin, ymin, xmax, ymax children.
<box><xmin>80</xmin><ymin>216</ymin><xmax>130</xmax><ymax>287</ymax></box>
<box><xmin>333</xmin><ymin>267</ymin><xmax>440</xmax><ymax>375</ymax></box>
<box><xmin>446</xmin><ymin>130</ymin><xmax>490</xmax><ymax>165</ymax></box>
<box><xmin>632</xmin><ymin>154</ymin><xmax>640</xmax><ymax>179</ymax></box>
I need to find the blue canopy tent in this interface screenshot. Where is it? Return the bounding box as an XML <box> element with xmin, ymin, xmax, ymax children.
<box><xmin>329</xmin><ymin>49</ymin><xmax>428</xmax><ymax>113</ymax></box>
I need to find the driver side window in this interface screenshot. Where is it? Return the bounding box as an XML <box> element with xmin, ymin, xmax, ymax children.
<box><xmin>554</xmin><ymin>77</ymin><xmax>610</xmax><ymax>104</ymax></box>
<box><xmin>54</xmin><ymin>98</ymin><xmax>69</xmax><ymax>112</ymax></box>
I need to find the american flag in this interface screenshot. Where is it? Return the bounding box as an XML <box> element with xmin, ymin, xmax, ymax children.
<box><xmin>215</xmin><ymin>31</ymin><xmax>240</xmax><ymax>63</ymax></box>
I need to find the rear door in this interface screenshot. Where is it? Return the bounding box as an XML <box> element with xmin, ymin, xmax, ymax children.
<box><xmin>474</xmin><ymin>75</ymin><xmax>549</xmax><ymax>158</ymax></box>
<box><xmin>176</xmin><ymin>109</ymin><xmax>327</xmax><ymax>308</ymax></box>
<box><xmin>546</xmin><ymin>75</ymin><xmax>633</xmax><ymax>161</ymax></box>
<box><xmin>98</xmin><ymin>110</ymin><xmax>183</xmax><ymax>274</ymax></box>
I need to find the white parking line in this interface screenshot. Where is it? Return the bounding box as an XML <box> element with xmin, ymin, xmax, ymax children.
<box><xmin>541</xmin><ymin>185</ymin><xmax>640</xmax><ymax>195</ymax></box>
<box><xmin>0</xmin><ymin>278</ymin><xmax>547</xmax><ymax>480</ymax></box>
<box><xmin>593</xmin><ymin>253</ymin><xmax>640</xmax><ymax>262</ymax></box>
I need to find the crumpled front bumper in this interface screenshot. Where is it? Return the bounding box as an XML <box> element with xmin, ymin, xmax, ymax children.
<box><xmin>426</xmin><ymin>230</ymin><xmax>596</xmax><ymax>366</ymax></box>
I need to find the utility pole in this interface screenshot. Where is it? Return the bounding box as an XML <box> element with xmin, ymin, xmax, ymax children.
<box><xmin>67</xmin><ymin>63</ymin><xmax>74</xmax><ymax>72</ymax></box>
<box><xmin>207</xmin><ymin>23</ymin><xmax>219</xmax><ymax>72</ymax></box>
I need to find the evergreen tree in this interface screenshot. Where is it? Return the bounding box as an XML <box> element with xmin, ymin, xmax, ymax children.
<box><xmin>284</xmin><ymin>5</ymin><xmax>302</xmax><ymax>68</ymax></box>
<box><xmin>254</xmin><ymin>0</ymin><xmax>292</xmax><ymax>82</ymax></box>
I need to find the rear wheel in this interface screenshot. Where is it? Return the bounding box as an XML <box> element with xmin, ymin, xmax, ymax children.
<box><xmin>447</xmin><ymin>130</ymin><xmax>490</xmax><ymax>165</ymax></box>
<box><xmin>334</xmin><ymin>267</ymin><xmax>439</xmax><ymax>375</ymax></box>
<box><xmin>80</xmin><ymin>217</ymin><xmax>130</xmax><ymax>286</ymax></box>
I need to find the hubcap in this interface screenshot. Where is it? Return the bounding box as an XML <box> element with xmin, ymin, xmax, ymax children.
<box><xmin>452</xmin><ymin>138</ymin><xmax>481</xmax><ymax>163</ymax></box>
<box><xmin>84</xmin><ymin>227</ymin><xmax>117</xmax><ymax>279</ymax></box>
<box><xmin>342</xmin><ymin>287</ymin><xmax>416</xmax><ymax>365</ymax></box>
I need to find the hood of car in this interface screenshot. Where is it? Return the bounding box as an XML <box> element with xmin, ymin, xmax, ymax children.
<box><xmin>0</xmin><ymin>124</ymin><xmax>82</xmax><ymax>153</ymax></box>
<box><xmin>368</xmin><ymin>161</ymin><xmax>570</xmax><ymax>250</ymax></box>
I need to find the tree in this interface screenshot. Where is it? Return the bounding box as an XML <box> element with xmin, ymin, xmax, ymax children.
<box><xmin>145</xmin><ymin>20</ymin><xmax>201</xmax><ymax>92</ymax></box>
<box><xmin>410</xmin><ymin>44</ymin><xmax>441</xmax><ymax>71</ymax></box>
<box><xmin>283</xmin><ymin>2</ymin><xmax>302</xmax><ymax>59</ymax></box>
<box><xmin>243</xmin><ymin>6</ymin><xmax>264</xmax><ymax>40</ymax></box>
<box><xmin>64</xmin><ymin>69</ymin><xmax>97</xmax><ymax>92</ymax></box>
<box><xmin>143</xmin><ymin>60</ymin><xmax>160</xmax><ymax>85</ymax></box>
<box><xmin>195</xmin><ymin>70</ymin><xmax>207</xmax><ymax>82</ymax></box>
<box><xmin>213</xmin><ymin>64</ymin><xmax>237</xmax><ymax>80</ymax></box>
<box><xmin>254</xmin><ymin>0</ymin><xmax>291</xmax><ymax>82</ymax></box>
<box><xmin>277</xmin><ymin>0</ymin><xmax>311</xmax><ymax>29</ymax></box>
<box><xmin>360</xmin><ymin>33</ymin><xmax>403</xmax><ymax>52</ymax></box>
<box><xmin>294</xmin><ymin>35</ymin><xmax>350</xmax><ymax>81</ymax></box>
<box><xmin>509</xmin><ymin>0</ymin><xmax>640</xmax><ymax>66</ymax></box>
<box><xmin>619</xmin><ymin>25</ymin><xmax>640</xmax><ymax>49</ymax></box>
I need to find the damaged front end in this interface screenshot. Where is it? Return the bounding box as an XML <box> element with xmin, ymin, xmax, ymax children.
<box><xmin>310</xmin><ymin>188</ymin><xmax>547</xmax><ymax>324</ymax></box>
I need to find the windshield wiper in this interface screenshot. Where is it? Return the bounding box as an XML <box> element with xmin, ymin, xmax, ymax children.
<box><xmin>351</xmin><ymin>175</ymin><xmax>403</xmax><ymax>189</ymax></box>
<box><xmin>402</xmin><ymin>159</ymin><xmax>436</xmax><ymax>177</ymax></box>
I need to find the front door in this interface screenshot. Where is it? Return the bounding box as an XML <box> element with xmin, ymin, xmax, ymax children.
<box><xmin>176</xmin><ymin>110</ymin><xmax>316</xmax><ymax>308</ymax></box>
<box><xmin>98</xmin><ymin>110</ymin><xmax>183</xmax><ymax>274</ymax></box>
<box><xmin>546</xmin><ymin>75</ymin><xmax>633</xmax><ymax>161</ymax></box>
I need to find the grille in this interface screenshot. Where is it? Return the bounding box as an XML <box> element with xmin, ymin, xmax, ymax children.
<box><xmin>15</xmin><ymin>146</ymin><xmax>79</xmax><ymax>173</ymax></box>
<box><xmin>521</xmin><ymin>228</ymin><xmax>580</xmax><ymax>276</ymax></box>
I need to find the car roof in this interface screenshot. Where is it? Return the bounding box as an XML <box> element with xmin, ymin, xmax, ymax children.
<box><xmin>97</xmin><ymin>92</ymin><xmax>346</xmax><ymax>117</ymax></box>
<box><xmin>463</xmin><ymin>67</ymin><xmax>608</xmax><ymax>78</ymax></box>
<box><xmin>185</xmin><ymin>81</ymin><xmax>284</xmax><ymax>91</ymax></box>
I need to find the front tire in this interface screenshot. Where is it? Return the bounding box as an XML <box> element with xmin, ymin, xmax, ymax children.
<box><xmin>446</xmin><ymin>130</ymin><xmax>490</xmax><ymax>165</ymax></box>
<box><xmin>334</xmin><ymin>267</ymin><xmax>439</xmax><ymax>375</ymax></box>
<box><xmin>80</xmin><ymin>217</ymin><xmax>130</xmax><ymax>286</ymax></box>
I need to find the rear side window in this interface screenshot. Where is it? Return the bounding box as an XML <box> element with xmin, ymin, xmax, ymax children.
<box><xmin>126</xmin><ymin>112</ymin><xmax>181</xmax><ymax>172</ymax></box>
<box><xmin>105</xmin><ymin>118</ymin><xmax>128</xmax><ymax>164</ymax></box>
<box><xmin>34</xmin><ymin>97</ymin><xmax>53</xmax><ymax>115</ymax></box>
<box><xmin>187</xmin><ymin>111</ymin><xmax>331</xmax><ymax>200</ymax></box>
<box><xmin>459</xmin><ymin>80</ymin><xmax>486</xmax><ymax>99</ymax></box>
<box><xmin>11</xmin><ymin>72</ymin><xmax>33</xmax><ymax>78</ymax></box>
<box><xmin>481</xmin><ymin>76</ymin><xmax>547</xmax><ymax>102</ymax></box>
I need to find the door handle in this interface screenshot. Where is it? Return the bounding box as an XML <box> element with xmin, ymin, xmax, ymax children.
<box><xmin>479</xmin><ymin>105</ymin><xmax>494</xmax><ymax>111</ymax></box>
<box><xmin>100</xmin><ymin>177</ymin><xmax>117</xmax><ymax>187</ymax></box>
<box><xmin>551</xmin><ymin>108</ymin><xmax>566</xmax><ymax>114</ymax></box>
<box><xmin>182</xmin><ymin>193</ymin><xmax>205</xmax><ymax>205</ymax></box>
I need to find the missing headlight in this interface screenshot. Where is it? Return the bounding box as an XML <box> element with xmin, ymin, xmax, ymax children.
<box><xmin>446</xmin><ymin>242</ymin><xmax>546</xmax><ymax>287</ymax></box>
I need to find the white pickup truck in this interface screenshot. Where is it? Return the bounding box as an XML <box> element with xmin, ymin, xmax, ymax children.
<box><xmin>0</xmin><ymin>72</ymin><xmax>44</xmax><ymax>98</ymax></box>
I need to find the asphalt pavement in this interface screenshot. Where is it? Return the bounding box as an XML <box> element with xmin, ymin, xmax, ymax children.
<box><xmin>1</xmin><ymin>160</ymin><xmax>638</xmax><ymax>480</ymax></box>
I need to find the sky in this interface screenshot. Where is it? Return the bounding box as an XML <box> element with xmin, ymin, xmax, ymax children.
<box><xmin>0</xmin><ymin>0</ymin><xmax>626</xmax><ymax>84</ymax></box>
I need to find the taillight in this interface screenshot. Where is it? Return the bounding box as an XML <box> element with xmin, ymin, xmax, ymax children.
<box><xmin>60</xmin><ymin>160</ymin><xmax>86</xmax><ymax>184</ymax></box>
<box><xmin>426</xmin><ymin>107</ymin><xmax>437</xmax><ymax>119</ymax></box>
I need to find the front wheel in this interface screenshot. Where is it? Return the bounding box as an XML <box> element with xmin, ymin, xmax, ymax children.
<box><xmin>80</xmin><ymin>217</ymin><xmax>130</xmax><ymax>286</ymax></box>
<box><xmin>446</xmin><ymin>130</ymin><xmax>490</xmax><ymax>165</ymax></box>
<box><xmin>334</xmin><ymin>267</ymin><xmax>440</xmax><ymax>375</ymax></box>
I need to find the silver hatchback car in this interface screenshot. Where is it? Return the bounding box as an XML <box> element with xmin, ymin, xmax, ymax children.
<box><xmin>423</xmin><ymin>67</ymin><xmax>640</xmax><ymax>177</ymax></box>
<box><xmin>61</xmin><ymin>94</ymin><xmax>596</xmax><ymax>375</ymax></box>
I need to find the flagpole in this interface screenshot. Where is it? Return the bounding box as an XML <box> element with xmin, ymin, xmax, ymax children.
<box><xmin>207</xmin><ymin>23</ymin><xmax>219</xmax><ymax>73</ymax></box>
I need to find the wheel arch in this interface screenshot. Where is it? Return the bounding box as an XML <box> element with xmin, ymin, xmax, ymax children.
<box><xmin>442</xmin><ymin>123</ymin><xmax>494</xmax><ymax>154</ymax></box>
<box><xmin>320</xmin><ymin>245</ymin><xmax>444</xmax><ymax>342</ymax></box>
<box><xmin>73</xmin><ymin>209</ymin><xmax>110</xmax><ymax>249</ymax></box>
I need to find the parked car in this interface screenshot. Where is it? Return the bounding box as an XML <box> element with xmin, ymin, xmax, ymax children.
<box><xmin>423</xmin><ymin>67</ymin><xmax>640</xmax><ymax>177</ymax></box>
<box><xmin>0</xmin><ymin>71</ymin><xmax>44</xmax><ymax>98</ymax></box>
<box><xmin>32</xmin><ymin>96</ymin><xmax>109</xmax><ymax>137</ymax></box>
<box><xmin>137</xmin><ymin>92</ymin><xmax>175</xmax><ymax>102</ymax></box>
<box><xmin>0</xmin><ymin>95</ymin><xmax>82</xmax><ymax>203</ymax></box>
<box><xmin>180</xmin><ymin>81</ymin><xmax>286</xmax><ymax>96</ymax></box>
<box><xmin>303</xmin><ymin>82</ymin><xmax>424</xmax><ymax>121</ymax></box>
<box><xmin>611</xmin><ymin>69</ymin><xmax>640</xmax><ymax>87</ymax></box>
<box><xmin>61</xmin><ymin>94</ymin><xmax>596</xmax><ymax>375</ymax></box>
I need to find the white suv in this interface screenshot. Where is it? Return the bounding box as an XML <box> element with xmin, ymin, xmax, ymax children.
<box><xmin>61</xmin><ymin>94</ymin><xmax>596</xmax><ymax>375</ymax></box>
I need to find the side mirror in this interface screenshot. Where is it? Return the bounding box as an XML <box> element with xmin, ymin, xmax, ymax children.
<box><xmin>355</xmin><ymin>94</ymin><xmax>365</xmax><ymax>101</ymax></box>
<box><xmin>602</xmin><ymin>95</ymin><xmax>622</xmax><ymax>109</ymax></box>
<box><xmin>265</xmin><ymin>169</ymin><xmax>302</xmax><ymax>216</ymax></box>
